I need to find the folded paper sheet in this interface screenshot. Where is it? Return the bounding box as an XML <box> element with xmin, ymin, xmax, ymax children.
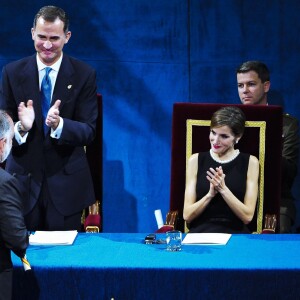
<box><xmin>154</xmin><ymin>209</ymin><xmax>164</xmax><ymax>229</ymax></box>
<box><xmin>182</xmin><ymin>233</ymin><xmax>231</xmax><ymax>245</ymax></box>
<box><xmin>29</xmin><ymin>230</ymin><xmax>78</xmax><ymax>246</ymax></box>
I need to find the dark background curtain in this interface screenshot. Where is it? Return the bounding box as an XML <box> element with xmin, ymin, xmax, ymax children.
<box><xmin>1</xmin><ymin>0</ymin><xmax>299</xmax><ymax>232</ymax></box>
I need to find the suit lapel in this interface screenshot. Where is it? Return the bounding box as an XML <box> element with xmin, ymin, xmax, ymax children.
<box><xmin>52</xmin><ymin>55</ymin><xmax>75</xmax><ymax>110</ymax></box>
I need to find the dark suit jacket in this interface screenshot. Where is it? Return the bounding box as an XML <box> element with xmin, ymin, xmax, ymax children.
<box><xmin>281</xmin><ymin>113</ymin><xmax>299</xmax><ymax>221</ymax></box>
<box><xmin>0</xmin><ymin>167</ymin><xmax>28</xmax><ymax>294</ymax></box>
<box><xmin>0</xmin><ymin>54</ymin><xmax>98</xmax><ymax>216</ymax></box>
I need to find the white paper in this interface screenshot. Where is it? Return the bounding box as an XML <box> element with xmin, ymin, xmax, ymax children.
<box><xmin>29</xmin><ymin>230</ymin><xmax>78</xmax><ymax>246</ymax></box>
<box><xmin>154</xmin><ymin>209</ymin><xmax>164</xmax><ymax>229</ymax></box>
<box><xmin>182</xmin><ymin>233</ymin><xmax>231</xmax><ymax>245</ymax></box>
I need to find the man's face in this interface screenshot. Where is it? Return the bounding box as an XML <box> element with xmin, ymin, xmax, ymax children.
<box><xmin>237</xmin><ymin>71</ymin><xmax>270</xmax><ymax>105</ymax></box>
<box><xmin>31</xmin><ymin>17</ymin><xmax>71</xmax><ymax>65</ymax></box>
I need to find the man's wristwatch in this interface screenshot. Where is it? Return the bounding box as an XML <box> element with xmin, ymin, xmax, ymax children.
<box><xmin>17</xmin><ymin>121</ymin><xmax>28</xmax><ymax>133</ymax></box>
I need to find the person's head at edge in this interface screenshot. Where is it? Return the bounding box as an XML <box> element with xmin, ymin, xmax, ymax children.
<box><xmin>236</xmin><ymin>61</ymin><xmax>271</xmax><ymax>105</ymax></box>
<box><xmin>209</xmin><ymin>106</ymin><xmax>245</xmax><ymax>157</ymax></box>
<box><xmin>0</xmin><ymin>110</ymin><xmax>14</xmax><ymax>163</ymax></box>
<box><xmin>31</xmin><ymin>6</ymin><xmax>71</xmax><ymax>66</ymax></box>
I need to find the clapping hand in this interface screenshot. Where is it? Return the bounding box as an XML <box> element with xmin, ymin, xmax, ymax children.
<box><xmin>206</xmin><ymin>166</ymin><xmax>226</xmax><ymax>191</ymax></box>
<box><xmin>18</xmin><ymin>100</ymin><xmax>35</xmax><ymax>131</ymax></box>
<box><xmin>45</xmin><ymin>100</ymin><xmax>61</xmax><ymax>130</ymax></box>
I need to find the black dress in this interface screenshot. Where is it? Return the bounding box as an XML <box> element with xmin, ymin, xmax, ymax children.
<box><xmin>188</xmin><ymin>151</ymin><xmax>251</xmax><ymax>234</ymax></box>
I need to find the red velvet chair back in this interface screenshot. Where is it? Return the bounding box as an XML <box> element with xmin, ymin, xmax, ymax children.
<box><xmin>170</xmin><ymin>103</ymin><xmax>282</xmax><ymax>233</ymax></box>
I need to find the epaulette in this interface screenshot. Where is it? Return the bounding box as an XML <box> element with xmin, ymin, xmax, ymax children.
<box><xmin>283</xmin><ymin>112</ymin><xmax>298</xmax><ymax>120</ymax></box>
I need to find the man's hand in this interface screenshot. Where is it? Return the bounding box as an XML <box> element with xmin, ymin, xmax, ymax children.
<box><xmin>45</xmin><ymin>100</ymin><xmax>61</xmax><ymax>130</ymax></box>
<box><xmin>18</xmin><ymin>100</ymin><xmax>35</xmax><ymax>131</ymax></box>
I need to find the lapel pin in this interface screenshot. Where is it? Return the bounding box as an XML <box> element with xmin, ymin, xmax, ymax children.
<box><xmin>67</xmin><ymin>85</ymin><xmax>72</xmax><ymax>89</ymax></box>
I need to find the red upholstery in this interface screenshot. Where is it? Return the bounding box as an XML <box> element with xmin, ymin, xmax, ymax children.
<box><xmin>84</xmin><ymin>214</ymin><xmax>101</xmax><ymax>232</ymax></box>
<box><xmin>155</xmin><ymin>225</ymin><xmax>174</xmax><ymax>233</ymax></box>
<box><xmin>169</xmin><ymin>103</ymin><xmax>282</xmax><ymax>233</ymax></box>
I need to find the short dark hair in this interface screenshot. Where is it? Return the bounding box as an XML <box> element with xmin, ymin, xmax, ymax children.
<box><xmin>0</xmin><ymin>110</ymin><xmax>11</xmax><ymax>140</ymax></box>
<box><xmin>210</xmin><ymin>106</ymin><xmax>246</xmax><ymax>137</ymax></box>
<box><xmin>236</xmin><ymin>61</ymin><xmax>270</xmax><ymax>83</ymax></box>
<box><xmin>33</xmin><ymin>6</ymin><xmax>69</xmax><ymax>34</ymax></box>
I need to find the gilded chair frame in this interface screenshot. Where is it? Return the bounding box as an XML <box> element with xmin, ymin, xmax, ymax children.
<box><xmin>186</xmin><ymin>119</ymin><xmax>266</xmax><ymax>233</ymax></box>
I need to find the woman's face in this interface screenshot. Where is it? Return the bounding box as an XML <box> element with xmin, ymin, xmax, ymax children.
<box><xmin>209</xmin><ymin>125</ymin><xmax>236</xmax><ymax>156</ymax></box>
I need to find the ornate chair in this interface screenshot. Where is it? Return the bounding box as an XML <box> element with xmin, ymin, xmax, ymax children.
<box><xmin>82</xmin><ymin>94</ymin><xmax>103</xmax><ymax>232</ymax></box>
<box><xmin>155</xmin><ymin>210</ymin><xmax>179</xmax><ymax>233</ymax></box>
<box><xmin>169</xmin><ymin>103</ymin><xmax>282</xmax><ymax>233</ymax></box>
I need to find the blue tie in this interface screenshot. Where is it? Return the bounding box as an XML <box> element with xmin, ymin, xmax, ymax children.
<box><xmin>41</xmin><ymin>67</ymin><xmax>52</xmax><ymax>134</ymax></box>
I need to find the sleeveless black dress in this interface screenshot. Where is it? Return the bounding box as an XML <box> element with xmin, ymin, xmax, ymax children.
<box><xmin>188</xmin><ymin>151</ymin><xmax>251</xmax><ymax>234</ymax></box>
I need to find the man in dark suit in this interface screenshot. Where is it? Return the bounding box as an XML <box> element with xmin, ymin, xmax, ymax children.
<box><xmin>236</xmin><ymin>60</ymin><xmax>299</xmax><ymax>232</ymax></box>
<box><xmin>0</xmin><ymin>6</ymin><xmax>98</xmax><ymax>231</ymax></box>
<box><xmin>0</xmin><ymin>110</ymin><xmax>28</xmax><ymax>300</ymax></box>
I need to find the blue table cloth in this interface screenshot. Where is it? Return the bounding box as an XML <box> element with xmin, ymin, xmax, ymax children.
<box><xmin>12</xmin><ymin>233</ymin><xmax>300</xmax><ymax>299</ymax></box>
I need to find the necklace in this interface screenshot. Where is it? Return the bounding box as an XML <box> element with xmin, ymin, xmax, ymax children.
<box><xmin>209</xmin><ymin>149</ymin><xmax>240</xmax><ymax>164</ymax></box>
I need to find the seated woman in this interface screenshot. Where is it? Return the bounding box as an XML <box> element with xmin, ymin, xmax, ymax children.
<box><xmin>183</xmin><ymin>106</ymin><xmax>259</xmax><ymax>233</ymax></box>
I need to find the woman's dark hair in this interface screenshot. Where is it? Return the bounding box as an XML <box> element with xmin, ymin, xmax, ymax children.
<box><xmin>210</xmin><ymin>106</ymin><xmax>246</xmax><ymax>137</ymax></box>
